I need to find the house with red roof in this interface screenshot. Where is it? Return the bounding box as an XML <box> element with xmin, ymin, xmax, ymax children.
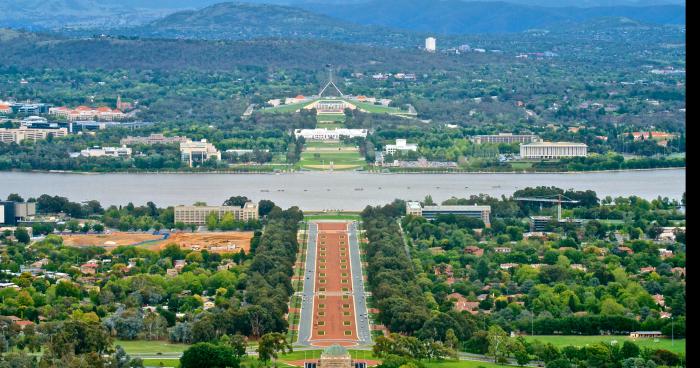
<box><xmin>447</xmin><ymin>293</ymin><xmax>480</xmax><ymax>314</ymax></box>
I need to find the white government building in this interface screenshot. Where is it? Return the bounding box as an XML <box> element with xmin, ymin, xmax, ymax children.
<box><xmin>293</xmin><ymin>128</ymin><xmax>368</xmax><ymax>141</ymax></box>
<box><xmin>520</xmin><ymin>141</ymin><xmax>588</xmax><ymax>159</ymax></box>
<box><xmin>385</xmin><ymin>139</ymin><xmax>418</xmax><ymax>155</ymax></box>
<box><xmin>79</xmin><ymin>146</ymin><xmax>132</xmax><ymax>158</ymax></box>
<box><xmin>180</xmin><ymin>139</ymin><xmax>221</xmax><ymax>166</ymax></box>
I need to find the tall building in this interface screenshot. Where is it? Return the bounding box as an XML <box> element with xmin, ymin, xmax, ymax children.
<box><xmin>174</xmin><ymin>202</ymin><xmax>259</xmax><ymax>225</ymax></box>
<box><xmin>180</xmin><ymin>139</ymin><xmax>221</xmax><ymax>167</ymax></box>
<box><xmin>520</xmin><ymin>142</ymin><xmax>588</xmax><ymax>159</ymax></box>
<box><xmin>425</xmin><ymin>37</ymin><xmax>437</xmax><ymax>52</ymax></box>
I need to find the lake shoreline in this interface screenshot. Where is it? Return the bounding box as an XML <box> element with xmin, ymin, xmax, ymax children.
<box><xmin>2</xmin><ymin>166</ymin><xmax>686</xmax><ymax>176</ymax></box>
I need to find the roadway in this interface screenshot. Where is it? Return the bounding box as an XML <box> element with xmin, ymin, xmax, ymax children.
<box><xmin>348</xmin><ymin>221</ymin><xmax>372</xmax><ymax>346</ymax></box>
<box><xmin>296</xmin><ymin>222</ymin><xmax>318</xmax><ymax>346</ymax></box>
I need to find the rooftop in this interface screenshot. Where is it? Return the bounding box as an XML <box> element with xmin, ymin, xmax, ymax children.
<box><xmin>522</xmin><ymin>141</ymin><xmax>587</xmax><ymax>147</ymax></box>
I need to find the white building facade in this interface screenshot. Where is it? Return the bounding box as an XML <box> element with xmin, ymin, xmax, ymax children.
<box><xmin>385</xmin><ymin>139</ymin><xmax>418</xmax><ymax>155</ymax></box>
<box><xmin>520</xmin><ymin>142</ymin><xmax>588</xmax><ymax>159</ymax></box>
<box><xmin>80</xmin><ymin>146</ymin><xmax>132</xmax><ymax>158</ymax></box>
<box><xmin>180</xmin><ymin>139</ymin><xmax>221</xmax><ymax>167</ymax></box>
<box><xmin>293</xmin><ymin>128</ymin><xmax>368</xmax><ymax>140</ymax></box>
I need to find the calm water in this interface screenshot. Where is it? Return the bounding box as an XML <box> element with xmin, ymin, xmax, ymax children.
<box><xmin>0</xmin><ymin>169</ymin><xmax>685</xmax><ymax>210</ymax></box>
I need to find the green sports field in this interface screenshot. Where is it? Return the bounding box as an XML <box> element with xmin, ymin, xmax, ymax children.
<box><xmin>522</xmin><ymin>335</ymin><xmax>685</xmax><ymax>355</ymax></box>
<box><xmin>298</xmin><ymin>142</ymin><xmax>365</xmax><ymax>170</ymax></box>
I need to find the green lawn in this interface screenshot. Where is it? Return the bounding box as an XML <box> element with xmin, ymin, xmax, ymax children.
<box><xmin>116</xmin><ymin>340</ymin><xmax>189</xmax><ymax>355</ymax></box>
<box><xmin>317</xmin><ymin>114</ymin><xmax>346</xmax><ymax>123</ymax></box>
<box><xmin>142</xmin><ymin>358</ymin><xmax>180</xmax><ymax>367</ymax></box>
<box><xmin>261</xmin><ymin>101</ymin><xmax>308</xmax><ymax>113</ymax></box>
<box><xmin>352</xmin><ymin>101</ymin><xmax>411</xmax><ymax>115</ymax></box>
<box><xmin>523</xmin><ymin>335</ymin><xmax>685</xmax><ymax>355</ymax></box>
<box><xmin>298</xmin><ymin>144</ymin><xmax>365</xmax><ymax>170</ymax></box>
<box><xmin>510</xmin><ymin>162</ymin><xmax>533</xmax><ymax>170</ymax></box>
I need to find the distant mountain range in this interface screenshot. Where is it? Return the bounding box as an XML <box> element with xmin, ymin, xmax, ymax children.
<box><xmin>0</xmin><ymin>0</ymin><xmax>685</xmax><ymax>35</ymax></box>
<box><xmin>299</xmin><ymin>0</ymin><xmax>685</xmax><ymax>34</ymax></box>
<box><xmin>125</xmin><ymin>2</ymin><xmax>417</xmax><ymax>46</ymax></box>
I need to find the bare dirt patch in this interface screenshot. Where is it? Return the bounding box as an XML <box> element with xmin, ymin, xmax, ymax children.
<box><xmin>155</xmin><ymin>232</ymin><xmax>254</xmax><ymax>253</ymax></box>
<box><xmin>62</xmin><ymin>232</ymin><xmax>163</xmax><ymax>250</ymax></box>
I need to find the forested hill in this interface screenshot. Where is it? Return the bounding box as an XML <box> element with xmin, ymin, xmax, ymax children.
<box><xmin>300</xmin><ymin>0</ymin><xmax>685</xmax><ymax>34</ymax></box>
<box><xmin>124</xmin><ymin>2</ymin><xmax>423</xmax><ymax>46</ymax></box>
<box><xmin>0</xmin><ymin>30</ymin><xmax>467</xmax><ymax>72</ymax></box>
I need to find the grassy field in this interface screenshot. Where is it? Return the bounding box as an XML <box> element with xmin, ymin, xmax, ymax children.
<box><xmin>510</xmin><ymin>162</ymin><xmax>533</xmax><ymax>170</ymax></box>
<box><xmin>317</xmin><ymin>114</ymin><xmax>346</xmax><ymax>123</ymax></box>
<box><xmin>116</xmin><ymin>340</ymin><xmax>189</xmax><ymax>355</ymax></box>
<box><xmin>352</xmin><ymin>101</ymin><xmax>411</xmax><ymax>115</ymax></box>
<box><xmin>261</xmin><ymin>101</ymin><xmax>307</xmax><ymax>113</ymax></box>
<box><xmin>298</xmin><ymin>143</ymin><xmax>365</xmax><ymax>170</ymax></box>
<box><xmin>143</xmin><ymin>358</ymin><xmax>180</xmax><ymax>367</ymax></box>
<box><xmin>523</xmin><ymin>335</ymin><xmax>686</xmax><ymax>355</ymax></box>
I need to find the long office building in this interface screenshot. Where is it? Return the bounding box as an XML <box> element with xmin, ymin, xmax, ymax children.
<box><xmin>174</xmin><ymin>202</ymin><xmax>259</xmax><ymax>225</ymax></box>
<box><xmin>406</xmin><ymin>202</ymin><xmax>491</xmax><ymax>226</ymax></box>
<box><xmin>520</xmin><ymin>142</ymin><xmax>587</xmax><ymax>159</ymax></box>
<box><xmin>471</xmin><ymin>133</ymin><xmax>541</xmax><ymax>144</ymax></box>
<box><xmin>0</xmin><ymin>126</ymin><xmax>68</xmax><ymax>144</ymax></box>
<box><xmin>121</xmin><ymin>134</ymin><xmax>189</xmax><ymax>146</ymax></box>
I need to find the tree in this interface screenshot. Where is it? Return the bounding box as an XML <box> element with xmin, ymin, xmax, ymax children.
<box><xmin>486</xmin><ymin>325</ymin><xmax>509</xmax><ymax>363</ymax></box>
<box><xmin>180</xmin><ymin>343</ymin><xmax>239</xmax><ymax>368</ymax></box>
<box><xmin>227</xmin><ymin>334</ymin><xmax>248</xmax><ymax>359</ymax></box>
<box><xmin>258</xmin><ymin>200</ymin><xmax>276</xmax><ymax>217</ymax></box>
<box><xmin>14</xmin><ymin>228</ymin><xmax>30</xmax><ymax>244</ymax></box>
<box><xmin>110</xmin><ymin>345</ymin><xmax>144</xmax><ymax>368</ymax></box>
<box><xmin>223</xmin><ymin>196</ymin><xmax>249</xmax><ymax>207</ymax></box>
<box><xmin>444</xmin><ymin>329</ymin><xmax>458</xmax><ymax>350</ymax></box>
<box><xmin>257</xmin><ymin>332</ymin><xmax>292</xmax><ymax>364</ymax></box>
<box><xmin>6</xmin><ymin>193</ymin><xmax>24</xmax><ymax>202</ymax></box>
<box><xmin>620</xmin><ymin>341</ymin><xmax>640</xmax><ymax>359</ymax></box>
<box><xmin>512</xmin><ymin>341</ymin><xmax>530</xmax><ymax>366</ymax></box>
<box><xmin>142</xmin><ymin>312</ymin><xmax>168</xmax><ymax>341</ymax></box>
<box><xmin>546</xmin><ymin>359</ymin><xmax>572</xmax><ymax>368</ymax></box>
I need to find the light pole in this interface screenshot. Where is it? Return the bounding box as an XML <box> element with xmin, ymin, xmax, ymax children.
<box><xmin>671</xmin><ymin>316</ymin><xmax>674</xmax><ymax>346</ymax></box>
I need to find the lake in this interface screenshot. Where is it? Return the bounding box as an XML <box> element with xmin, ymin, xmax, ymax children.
<box><xmin>0</xmin><ymin>169</ymin><xmax>685</xmax><ymax>210</ymax></box>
